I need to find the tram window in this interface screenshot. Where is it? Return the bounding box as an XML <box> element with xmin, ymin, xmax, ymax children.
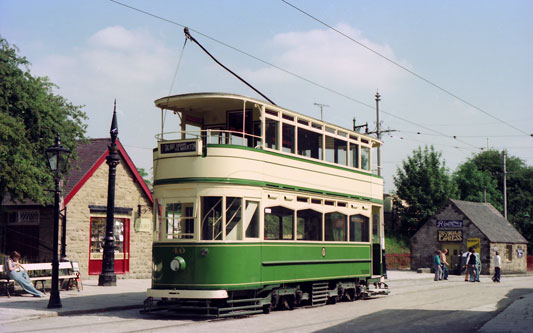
<box><xmin>325</xmin><ymin>212</ymin><xmax>347</xmax><ymax>241</ymax></box>
<box><xmin>325</xmin><ymin>136</ymin><xmax>348</xmax><ymax>165</ymax></box>
<box><xmin>165</xmin><ymin>203</ymin><xmax>194</xmax><ymax>239</ymax></box>
<box><xmin>266</xmin><ymin>109</ymin><xmax>278</xmax><ymax>117</ymax></box>
<box><xmin>361</xmin><ymin>146</ymin><xmax>370</xmax><ymax>171</ymax></box>
<box><xmin>264</xmin><ymin>206</ymin><xmax>294</xmax><ymax>240</ymax></box>
<box><xmin>227</xmin><ymin>110</ymin><xmax>253</xmax><ymax>146</ymax></box>
<box><xmin>297</xmin><ymin>209</ymin><xmax>322</xmax><ymax>241</ymax></box>
<box><xmin>298</xmin><ymin>119</ymin><xmax>308</xmax><ymax>126</ymax></box>
<box><xmin>350</xmin><ymin>143</ymin><xmax>360</xmax><ymax>168</ymax></box>
<box><xmin>245</xmin><ymin>201</ymin><xmax>259</xmax><ymax>238</ymax></box>
<box><xmin>297</xmin><ymin>128</ymin><xmax>322</xmax><ymax>159</ymax></box>
<box><xmin>282</xmin><ymin>114</ymin><xmax>294</xmax><ymax>121</ymax></box>
<box><xmin>201</xmin><ymin>196</ymin><xmax>223</xmax><ymax>240</ymax></box>
<box><xmin>311</xmin><ymin>123</ymin><xmax>322</xmax><ymax>130</ymax></box>
<box><xmin>350</xmin><ymin>214</ymin><xmax>369</xmax><ymax>242</ymax></box>
<box><xmin>265</xmin><ymin>119</ymin><xmax>279</xmax><ymax>150</ymax></box>
<box><xmin>226</xmin><ymin>197</ymin><xmax>242</xmax><ymax>240</ymax></box>
<box><xmin>282</xmin><ymin>123</ymin><xmax>295</xmax><ymax>153</ymax></box>
<box><xmin>297</xmin><ymin>196</ymin><xmax>309</xmax><ymax>203</ymax></box>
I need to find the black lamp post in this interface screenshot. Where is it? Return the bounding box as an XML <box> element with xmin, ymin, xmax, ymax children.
<box><xmin>99</xmin><ymin>101</ymin><xmax>119</xmax><ymax>286</ymax></box>
<box><xmin>45</xmin><ymin>133</ymin><xmax>70</xmax><ymax>309</ymax></box>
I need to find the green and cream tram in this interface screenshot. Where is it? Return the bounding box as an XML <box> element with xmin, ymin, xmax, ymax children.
<box><xmin>145</xmin><ymin>92</ymin><xmax>386</xmax><ymax>317</ymax></box>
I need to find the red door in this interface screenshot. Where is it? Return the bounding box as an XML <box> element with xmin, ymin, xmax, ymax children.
<box><xmin>89</xmin><ymin>217</ymin><xmax>130</xmax><ymax>275</ymax></box>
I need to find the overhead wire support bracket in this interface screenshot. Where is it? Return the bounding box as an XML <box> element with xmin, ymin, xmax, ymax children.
<box><xmin>184</xmin><ymin>27</ymin><xmax>276</xmax><ymax>105</ymax></box>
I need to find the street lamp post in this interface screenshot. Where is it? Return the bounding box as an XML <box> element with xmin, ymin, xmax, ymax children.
<box><xmin>45</xmin><ymin>134</ymin><xmax>70</xmax><ymax>309</ymax></box>
<box><xmin>99</xmin><ymin>101</ymin><xmax>119</xmax><ymax>286</ymax></box>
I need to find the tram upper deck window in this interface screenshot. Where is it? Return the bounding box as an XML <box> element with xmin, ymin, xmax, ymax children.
<box><xmin>297</xmin><ymin>209</ymin><xmax>322</xmax><ymax>241</ymax></box>
<box><xmin>165</xmin><ymin>203</ymin><xmax>194</xmax><ymax>239</ymax></box>
<box><xmin>264</xmin><ymin>206</ymin><xmax>294</xmax><ymax>240</ymax></box>
<box><xmin>325</xmin><ymin>136</ymin><xmax>348</xmax><ymax>165</ymax></box>
<box><xmin>350</xmin><ymin>214</ymin><xmax>369</xmax><ymax>242</ymax></box>
<box><xmin>201</xmin><ymin>197</ymin><xmax>223</xmax><ymax>240</ymax></box>
<box><xmin>297</xmin><ymin>127</ymin><xmax>322</xmax><ymax>159</ymax></box>
<box><xmin>350</xmin><ymin>143</ymin><xmax>360</xmax><ymax>168</ymax></box>
<box><xmin>361</xmin><ymin>146</ymin><xmax>370</xmax><ymax>171</ymax></box>
<box><xmin>265</xmin><ymin>119</ymin><xmax>279</xmax><ymax>150</ymax></box>
<box><xmin>325</xmin><ymin>212</ymin><xmax>347</xmax><ymax>241</ymax></box>
<box><xmin>282</xmin><ymin>123</ymin><xmax>295</xmax><ymax>153</ymax></box>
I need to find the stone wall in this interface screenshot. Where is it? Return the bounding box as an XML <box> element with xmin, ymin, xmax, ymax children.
<box><xmin>63</xmin><ymin>157</ymin><xmax>153</xmax><ymax>280</ymax></box>
<box><xmin>489</xmin><ymin>242</ymin><xmax>528</xmax><ymax>274</ymax></box>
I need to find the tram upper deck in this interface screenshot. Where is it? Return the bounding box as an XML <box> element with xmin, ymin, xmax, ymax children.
<box><xmin>153</xmin><ymin>93</ymin><xmax>383</xmax><ymax>202</ymax></box>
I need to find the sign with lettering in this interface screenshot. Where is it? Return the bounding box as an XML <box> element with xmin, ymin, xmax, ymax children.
<box><xmin>160</xmin><ymin>140</ymin><xmax>199</xmax><ymax>155</ymax></box>
<box><xmin>438</xmin><ymin>230</ymin><xmax>463</xmax><ymax>242</ymax></box>
<box><xmin>436</xmin><ymin>220</ymin><xmax>463</xmax><ymax>228</ymax></box>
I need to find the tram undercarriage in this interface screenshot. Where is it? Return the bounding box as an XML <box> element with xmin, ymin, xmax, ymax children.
<box><xmin>142</xmin><ymin>278</ymin><xmax>389</xmax><ymax>318</ymax></box>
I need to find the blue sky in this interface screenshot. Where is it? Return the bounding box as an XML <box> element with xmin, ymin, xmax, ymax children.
<box><xmin>2</xmin><ymin>0</ymin><xmax>532</xmax><ymax>192</ymax></box>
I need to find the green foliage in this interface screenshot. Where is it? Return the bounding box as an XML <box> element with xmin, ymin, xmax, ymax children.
<box><xmin>0</xmin><ymin>37</ymin><xmax>87</xmax><ymax>205</ymax></box>
<box><xmin>393</xmin><ymin>145</ymin><xmax>457</xmax><ymax>237</ymax></box>
<box><xmin>454</xmin><ymin>150</ymin><xmax>533</xmax><ymax>251</ymax></box>
<box><xmin>137</xmin><ymin>167</ymin><xmax>153</xmax><ymax>190</ymax></box>
<box><xmin>385</xmin><ymin>234</ymin><xmax>410</xmax><ymax>254</ymax></box>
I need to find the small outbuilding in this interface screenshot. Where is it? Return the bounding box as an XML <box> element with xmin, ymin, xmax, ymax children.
<box><xmin>410</xmin><ymin>199</ymin><xmax>528</xmax><ymax>275</ymax></box>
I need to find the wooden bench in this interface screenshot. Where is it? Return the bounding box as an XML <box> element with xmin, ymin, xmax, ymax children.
<box><xmin>0</xmin><ymin>261</ymin><xmax>81</xmax><ymax>297</ymax></box>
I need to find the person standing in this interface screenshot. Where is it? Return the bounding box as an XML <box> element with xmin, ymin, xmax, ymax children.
<box><xmin>463</xmin><ymin>250</ymin><xmax>471</xmax><ymax>282</ymax></box>
<box><xmin>434</xmin><ymin>250</ymin><xmax>442</xmax><ymax>281</ymax></box>
<box><xmin>474</xmin><ymin>251</ymin><xmax>481</xmax><ymax>282</ymax></box>
<box><xmin>6</xmin><ymin>251</ymin><xmax>44</xmax><ymax>297</ymax></box>
<box><xmin>440</xmin><ymin>249</ymin><xmax>449</xmax><ymax>280</ymax></box>
<box><xmin>492</xmin><ymin>251</ymin><xmax>501</xmax><ymax>283</ymax></box>
<box><xmin>467</xmin><ymin>247</ymin><xmax>478</xmax><ymax>282</ymax></box>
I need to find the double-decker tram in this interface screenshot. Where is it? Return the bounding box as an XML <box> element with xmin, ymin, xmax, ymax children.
<box><xmin>144</xmin><ymin>92</ymin><xmax>387</xmax><ymax>317</ymax></box>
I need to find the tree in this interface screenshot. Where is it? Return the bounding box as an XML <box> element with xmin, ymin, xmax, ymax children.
<box><xmin>454</xmin><ymin>150</ymin><xmax>533</xmax><ymax>251</ymax></box>
<box><xmin>0</xmin><ymin>38</ymin><xmax>87</xmax><ymax>205</ymax></box>
<box><xmin>137</xmin><ymin>167</ymin><xmax>153</xmax><ymax>191</ymax></box>
<box><xmin>393</xmin><ymin>145</ymin><xmax>457</xmax><ymax>237</ymax></box>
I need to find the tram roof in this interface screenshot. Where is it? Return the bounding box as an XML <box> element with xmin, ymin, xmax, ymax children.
<box><xmin>155</xmin><ymin>92</ymin><xmax>381</xmax><ymax>144</ymax></box>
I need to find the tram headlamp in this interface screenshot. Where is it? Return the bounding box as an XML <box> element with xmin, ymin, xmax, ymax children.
<box><xmin>170</xmin><ymin>256</ymin><xmax>186</xmax><ymax>272</ymax></box>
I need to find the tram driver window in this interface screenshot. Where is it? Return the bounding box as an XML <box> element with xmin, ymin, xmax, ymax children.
<box><xmin>226</xmin><ymin>197</ymin><xmax>242</xmax><ymax>240</ymax></box>
<box><xmin>264</xmin><ymin>206</ymin><xmax>294</xmax><ymax>240</ymax></box>
<box><xmin>201</xmin><ymin>197</ymin><xmax>223</xmax><ymax>240</ymax></box>
<box><xmin>349</xmin><ymin>214</ymin><xmax>369</xmax><ymax>242</ymax></box>
<box><xmin>297</xmin><ymin>209</ymin><xmax>322</xmax><ymax>241</ymax></box>
<box><xmin>325</xmin><ymin>212</ymin><xmax>347</xmax><ymax>241</ymax></box>
<box><xmin>165</xmin><ymin>203</ymin><xmax>194</xmax><ymax>239</ymax></box>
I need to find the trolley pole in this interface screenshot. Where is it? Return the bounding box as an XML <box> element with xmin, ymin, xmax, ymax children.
<box><xmin>502</xmin><ymin>150</ymin><xmax>507</xmax><ymax>219</ymax></box>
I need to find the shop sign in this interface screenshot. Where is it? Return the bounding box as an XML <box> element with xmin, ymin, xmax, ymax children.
<box><xmin>438</xmin><ymin>230</ymin><xmax>463</xmax><ymax>242</ymax></box>
<box><xmin>436</xmin><ymin>220</ymin><xmax>463</xmax><ymax>228</ymax></box>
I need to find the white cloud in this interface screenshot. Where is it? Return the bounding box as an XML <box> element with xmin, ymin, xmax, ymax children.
<box><xmin>250</xmin><ymin>23</ymin><xmax>409</xmax><ymax>91</ymax></box>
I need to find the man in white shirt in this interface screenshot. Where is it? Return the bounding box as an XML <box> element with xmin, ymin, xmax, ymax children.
<box><xmin>493</xmin><ymin>251</ymin><xmax>501</xmax><ymax>282</ymax></box>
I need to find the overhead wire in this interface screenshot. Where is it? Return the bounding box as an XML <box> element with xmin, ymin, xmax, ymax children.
<box><xmin>281</xmin><ymin>0</ymin><xmax>531</xmax><ymax>137</ymax></box>
<box><xmin>109</xmin><ymin>0</ymin><xmax>480</xmax><ymax>150</ymax></box>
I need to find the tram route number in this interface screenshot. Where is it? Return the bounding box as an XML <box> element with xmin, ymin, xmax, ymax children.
<box><xmin>161</xmin><ymin>141</ymin><xmax>197</xmax><ymax>154</ymax></box>
<box><xmin>438</xmin><ymin>230</ymin><xmax>463</xmax><ymax>242</ymax></box>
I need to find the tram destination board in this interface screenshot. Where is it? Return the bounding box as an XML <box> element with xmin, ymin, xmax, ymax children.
<box><xmin>161</xmin><ymin>140</ymin><xmax>198</xmax><ymax>154</ymax></box>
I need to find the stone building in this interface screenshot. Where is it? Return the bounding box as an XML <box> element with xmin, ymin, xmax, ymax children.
<box><xmin>1</xmin><ymin>138</ymin><xmax>153</xmax><ymax>280</ymax></box>
<box><xmin>410</xmin><ymin>199</ymin><xmax>528</xmax><ymax>275</ymax></box>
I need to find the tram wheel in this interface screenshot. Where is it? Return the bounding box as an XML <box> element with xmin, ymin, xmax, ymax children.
<box><xmin>263</xmin><ymin>304</ymin><xmax>272</xmax><ymax>314</ymax></box>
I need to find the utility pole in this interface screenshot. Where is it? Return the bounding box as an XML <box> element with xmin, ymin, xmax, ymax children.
<box><xmin>375</xmin><ymin>92</ymin><xmax>382</xmax><ymax>177</ymax></box>
<box><xmin>314</xmin><ymin>102</ymin><xmax>329</xmax><ymax>121</ymax></box>
<box><xmin>502</xmin><ymin>151</ymin><xmax>507</xmax><ymax>219</ymax></box>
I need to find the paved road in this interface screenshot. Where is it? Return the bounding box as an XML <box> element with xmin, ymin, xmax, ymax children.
<box><xmin>1</xmin><ymin>274</ymin><xmax>531</xmax><ymax>332</ymax></box>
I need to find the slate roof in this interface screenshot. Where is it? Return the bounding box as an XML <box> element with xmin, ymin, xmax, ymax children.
<box><xmin>450</xmin><ymin>199</ymin><xmax>527</xmax><ymax>244</ymax></box>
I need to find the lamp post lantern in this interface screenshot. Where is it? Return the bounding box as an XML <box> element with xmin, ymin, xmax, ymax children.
<box><xmin>45</xmin><ymin>133</ymin><xmax>70</xmax><ymax>309</ymax></box>
<box><xmin>99</xmin><ymin>100</ymin><xmax>119</xmax><ymax>286</ymax></box>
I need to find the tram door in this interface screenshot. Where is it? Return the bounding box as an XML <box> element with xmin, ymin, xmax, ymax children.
<box><xmin>371</xmin><ymin>206</ymin><xmax>382</xmax><ymax>276</ymax></box>
<box><xmin>89</xmin><ymin>217</ymin><xmax>130</xmax><ymax>275</ymax></box>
